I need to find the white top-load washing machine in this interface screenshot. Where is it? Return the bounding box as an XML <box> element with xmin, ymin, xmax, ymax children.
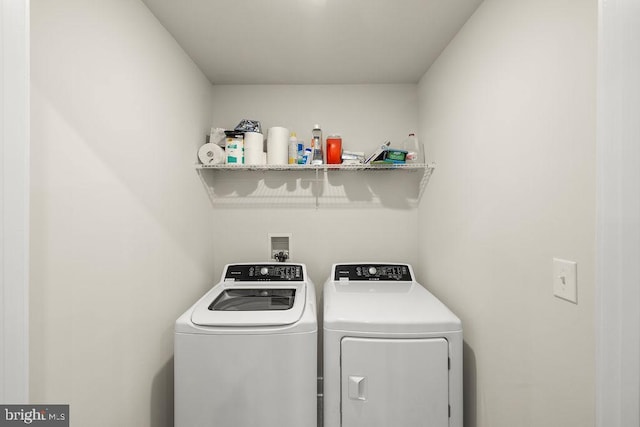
<box><xmin>323</xmin><ymin>263</ymin><xmax>462</xmax><ymax>427</ymax></box>
<box><xmin>175</xmin><ymin>263</ymin><xmax>317</xmax><ymax>427</ymax></box>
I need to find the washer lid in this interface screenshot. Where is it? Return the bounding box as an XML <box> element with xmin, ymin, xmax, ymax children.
<box><xmin>191</xmin><ymin>282</ymin><xmax>306</xmax><ymax>327</ymax></box>
<box><xmin>323</xmin><ymin>280</ymin><xmax>461</xmax><ymax>334</ymax></box>
<box><xmin>210</xmin><ymin>288</ymin><xmax>296</xmax><ymax>311</ymax></box>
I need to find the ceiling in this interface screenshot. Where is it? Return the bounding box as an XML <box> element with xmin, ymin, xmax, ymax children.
<box><xmin>141</xmin><ymin>0</ymin><xmax>483</xmax><ymax>85</ymax></box>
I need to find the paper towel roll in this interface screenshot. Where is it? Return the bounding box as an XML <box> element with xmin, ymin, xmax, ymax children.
<box><xmin>244</xmin><ymin>132</ymin><xmax>264</xmax><ymax>165</ymax></box>
<box><xmin>267</xmin><ymin>126</ymin><xmax>289</xmax><ymax>165</ymax></box>
<box><xmin>198</xmin><ymin>143</ymin><xmax>225</xmax><ymax>165</ymax></box>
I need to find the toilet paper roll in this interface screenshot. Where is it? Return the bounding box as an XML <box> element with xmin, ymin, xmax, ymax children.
<box><xmin>244</xmin><ymin>132</ymin><xmax>265</xmax><ymax>165</ymax></box>
<box><xmin>267</xmin><ymin>126</ymin><xmax>289</xmax><ymax>165</ymax></box>
<box><xmin>198</xmin><ymin>143</ymin><xmax>225</xmax><ymax>165</ymax></box>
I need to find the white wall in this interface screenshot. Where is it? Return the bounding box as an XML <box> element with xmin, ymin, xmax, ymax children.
<box><xmin>0</xmin><ymin>0</ymin><xmax>30</xmax><ymax>403</ymax></box>
<box><xmin>30</xmin><ymin>0</ymin><xmax>215</xmax><ymax>425</ymax></box>
<box><xmin>210</xmin><ymin>84</ymin><xmax>420</xmax><ymax>287</ymax></box>
<box><xmin>596</xmin><ymin>0</ymin><xmax>640</xmax><ymax>425</ymax></box>
<box><xmin>417</xmin><ymin>0</ymin><xmax>596</xmax><ymax>426</ymax></box>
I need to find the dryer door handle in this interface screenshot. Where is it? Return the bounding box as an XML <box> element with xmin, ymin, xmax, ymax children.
<box><xmin>348</xmin><ymin>376</ymin><xmax>367</xmax><ymax>401</ymax></box>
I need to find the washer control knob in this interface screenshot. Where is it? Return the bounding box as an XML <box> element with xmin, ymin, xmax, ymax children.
<box><xmin>368</xmin><ymin>266</ymin><xmax>377</xmax><ymax>276</ymax></box>
<box><xmin>260</xmin><ymin>267</ymin><xmax>269</xmax><ymax>276</ymax></box>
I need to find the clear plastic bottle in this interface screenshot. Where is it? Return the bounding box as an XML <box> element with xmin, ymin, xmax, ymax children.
<box><xmin>402</xmin><ymin>133</ymin><xmax>423</xmax><ymax>164</ymax></box>
<box><xmin>311</xmin><ymin>124</ymin><xmax>324</xmax><ymax>165</ymax></box>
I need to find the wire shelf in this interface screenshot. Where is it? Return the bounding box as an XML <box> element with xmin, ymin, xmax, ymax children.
<box><xmin>195</xmin><ymin>162</ymin><xmax>436</xmax><ymax>208</ymax></box>
<box><xmin>195</xmin><ymin>163</ymin><xmax>433</xmax><ymax>172</ymax></box>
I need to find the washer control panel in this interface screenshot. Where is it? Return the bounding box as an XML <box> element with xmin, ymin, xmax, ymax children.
<box><xmin>334</xmin><ymin>264</ymin><xmax>412</xmax><ymax>281</ymax></box>
<box><xmin>224</xmin><ymin>264</ymin><xmax>304</xmax><ymax>281</ymax></box>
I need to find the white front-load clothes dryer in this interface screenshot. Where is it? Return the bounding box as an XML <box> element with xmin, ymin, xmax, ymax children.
<box><xmin>175</xmin><ymin>263</ymin><xmax>317</xmax><ymax>427</ymax></box>
<box><xmin>323</xmin><ymin>263</ymin><xmax>462</xmax><ymax>427</ymax></box>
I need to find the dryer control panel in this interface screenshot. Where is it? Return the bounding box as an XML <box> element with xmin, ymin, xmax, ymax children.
<box><xmin>334</xmin><ymin>264</ymin><xmax>412</xmax><ymax>281</ymax></box>
<box><xmin>224</xmin><ymin>264</ymin><xmax>304</xmax><ymax>281</ymax></box>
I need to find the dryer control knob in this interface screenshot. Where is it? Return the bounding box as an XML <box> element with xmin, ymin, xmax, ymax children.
<box><xmin>260</xmin><ymin>267</ymin><xmax>269</xmax><ymax>276</ymax></box>
<box><xmin>368</xmin><ymin>266</ymin><xmax>377</xmax><ymax>275</ymax></box>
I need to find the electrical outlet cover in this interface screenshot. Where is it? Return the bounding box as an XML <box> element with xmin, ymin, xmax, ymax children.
<box><xmin>553</xmin><ymin>258</ymin><xmax>577</xmax><ymax>304</ymax></box>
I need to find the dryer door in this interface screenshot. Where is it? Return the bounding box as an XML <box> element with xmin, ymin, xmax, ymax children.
<box><xmin>341</xmin><ymin>337</ymin><xmax>449</xmax><ymax>427</ymax></box>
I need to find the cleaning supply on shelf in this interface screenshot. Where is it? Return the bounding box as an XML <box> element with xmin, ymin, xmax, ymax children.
<box><xmin>209</xmin><ymin>127</ymin><xmax>226</xmax><ymax>145</ymax></box>
<box><xmin>303</xmin><ymin>147</ymin><xmax>313</xmax><ymax>165</ymax></box>
<box><xmin>371</xmin><ymin>148</ymin><xmax>408</xmax><ymax>164</ymax></box>
<box><xmin>341</xmin><ymin>150</ymin><xmax>365</xmax><ymax>163</ymax></box>
<box><xmin>225</xmin><ymin>135</ymin><xmax>244</xmax><ymax>164</ymax></box>
<box><xmin>296</xmin><ymin>142</ymin><xmax>304</xmax><ymax>164</ymax></box>
<box><xmin>311</xmin><ymin>124</ymin><xmax>324</xmax><ymax>165</ymax></box>
<box><xmin>288</xmin><ymin>132</ymin><xmax>298</xmax><ymax>164</ymax></box>
<box><xmin>402</xmin><ymin>133</ymin><xmax>423</xmax><ymax>164</ymax></box>
<box><xmin>326</xmin><ymin>135</ymin><xmax>342</xmax><ymax>164</ymax></box>
<box><xmin>233</xmin><ymin>119</ymin><xmax>262</xmax><ymax>134</ymax></box>
<box><xmin>364</xmin><ymin>141</ymin><xmax>391</xmax><ymax>164</ymax></box>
